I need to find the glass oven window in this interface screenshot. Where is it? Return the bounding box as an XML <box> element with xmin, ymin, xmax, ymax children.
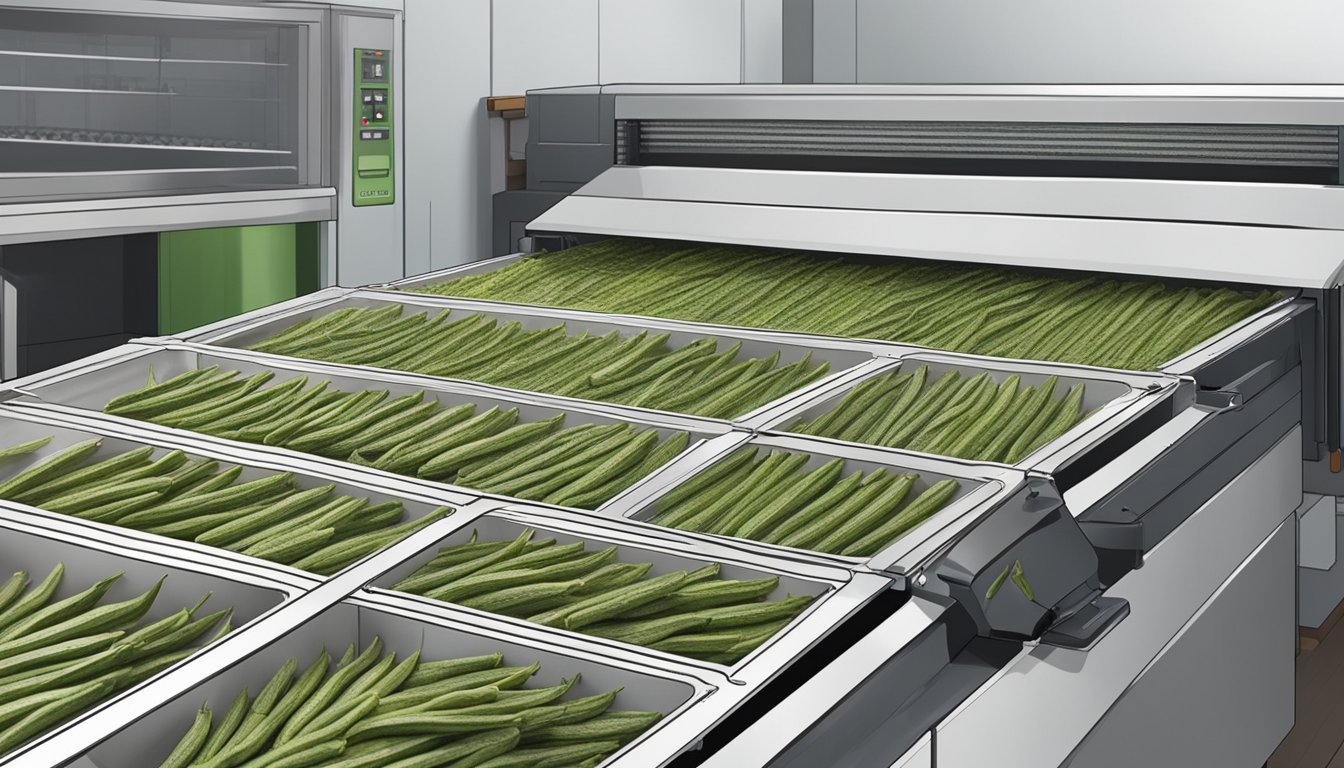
<box><xmin>0</xmin><ymin>7</ymin><xmax>311</xmax><ymax>197</ymax></box>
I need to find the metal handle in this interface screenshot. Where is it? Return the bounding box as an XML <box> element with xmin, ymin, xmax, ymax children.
<box><xmin>1040</xmin><ymin>596</ymin><xmax>1130</xmax><ymax>650</ymax></box>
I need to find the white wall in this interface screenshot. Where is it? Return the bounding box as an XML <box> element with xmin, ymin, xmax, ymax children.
<box><xmin>743</xmin><ymin>0</ymin><xmax>783</xmax><ymax>83</ymax></box>
<box><xmin>403</xmin><ymin>0</ymin><xmax>492</xmax><ymax>273</ymax></box>
<box><xmin>598</xmin><ymin>0</ymin><xmax>742</xmax><ymax>83</ymax></box>
<box><xmin>841</xmin><ymin>0</ymin><xmax>1344</xmax><ymax>84</ymax></box>
<box><xmin>491</xmin><ymin>0</ymin><xmax>600</xmax><ymax>95</ymax></box>
<box><xmin>490</xmin><ymin>0</ymin><xmax>785</xmax><ymax>94</ymax></box>
<box><xmin>406</xmin><ymin>0</ymin><xmax>781</xmax><ymax>269</ymax></box>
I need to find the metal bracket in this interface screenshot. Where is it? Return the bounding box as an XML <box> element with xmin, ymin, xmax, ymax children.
<box><xmin>1040</xmin><ymin>596</ymin><xmax>1131</xmax><ymax>651</ymax></box>
<box><xmin>927</xmin><ymin>478</ymin><xmax>1105</xmax><ymax>643</ymax></box>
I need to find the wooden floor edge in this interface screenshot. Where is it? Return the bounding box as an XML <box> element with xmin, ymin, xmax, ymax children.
<box><xmin>1300</xmin><ymin>593</ymin><xmax>1344</xmax><ymax>650</ymax></box>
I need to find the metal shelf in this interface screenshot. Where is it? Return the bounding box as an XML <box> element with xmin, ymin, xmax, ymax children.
<box><xmin>0</xmin><ymin>48</ymin><xmax>290</xmax><ymax>67</ymax></box>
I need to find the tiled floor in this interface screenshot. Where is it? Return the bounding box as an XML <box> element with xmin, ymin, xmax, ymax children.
<box><xmin>1269</xmin><ymin>620</ymin><xmax>1344</xmax><ymax>767</ymax></box>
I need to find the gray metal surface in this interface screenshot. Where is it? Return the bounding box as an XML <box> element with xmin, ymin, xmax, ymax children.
<box><xmin>1068</xmin><ymin>369</ymin><xmax>1301</xmax><ymax>559</ymax></box>
<box><xmin>0</xmin><ymin>514</ymin><xmax>300</xmax><ymax>765</ymax></box>
<box><xmin>752</xmin><ymin>352</ymin><xmax>1182</xmax><ymax>476</ymax></box>
<box><xmin>526</xmin><ymin>89</ymin><xmax>619</xmax><ymax>193</ymax></box>
<box><xmin>849</xmin><ymin>1</ymin><xmax>1344</xmax><ymax>86</ymax></box>
<box><xmin>631</xmin><ymin>119</ymin><xmax>1339</xmax><ymax>167</ymax></box>
<box><xmin>1300</xmin><ymin>501</ymin><xmax>1344</xmax><ymax>628</ymax></box>
<box><xmin>0</xmin><ymin>189</ymin><xmax>335</xmax><ymax>248</ymax></box>
<box><xmin>607</xmin><ymin>431</ymin><xmax>1023</xmax><ymax>579</ymax></box>
<box><xmin>528</xmin><ymin>193</ymin><xmax>1344</xmax><ymax>289</ymax></box>
<box><xmin>363</xmin><ymin>504</ymin><xmax>886</xmax><ymax>685</ymax></box>
<box><xmin>891</xmin><ymin>734</ymin><xmax>934</xmax><ymax>768</ymax></box>
<box><xmin>596</xmin><ymin>83</ymin><xmax>1344</xmax><ymax>126</ymax></box>
<box><xmin>579</xmin><ymin>165</ymin><xmax>1344</xmax><ymax>232</ymax></box>
<box><xmin>0</xmin><ymin>407</ymin><xmax>476</xmax><ymax>582</ymax></box>
<box><xmin>0</xmin><ymin>1</ymin><xmax>329</xmax><ymax>203</ymax></box>
<box><xmin>1298</xmin><ymin>494</ymin><xmax>1335</xmax><ymax>572</ymax></box>
<box><xmin>1</xmin><ymin>273</ymin><xmax>13</xmax><ymax>381</ymax></box>
<box><xmin>380</xmin><ymin>251</ymin><xmax>527</xmax><ymax>291</ymax></box>
<box><xmin>5</xmin><ymin>343</ymin><xmax>731</xmax><ymax>513</ymax></box>
<box><xmin>1062</xmin><ymin>516</ymin><xmax>1296</xmax><ymax>768</ymax></box>
<box><xmin>161</xmin><ymin>286</ymin><xmax>354</xmax><ymax>345</ymax></box>
<box><xmin>698</xmin><ymin>596</ymin><xmax>947</xmax><ymax>768</ymax></box>
<box><xmin>936</xmin><ymin>426</ymin><xmax>1302</xmax><ymax>768</ymax></box>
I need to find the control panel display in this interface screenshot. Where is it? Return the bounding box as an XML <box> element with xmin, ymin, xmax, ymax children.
<box><xmin>353</xmin><ymin>48</ymin><xmax>394</xmax><ymax>207</ymax></box>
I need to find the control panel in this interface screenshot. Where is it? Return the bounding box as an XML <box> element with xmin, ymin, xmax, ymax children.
<box><xmin>352</xmin><ymin>48</ymin><xmax>395</xmax><ymax>207</ymax></box>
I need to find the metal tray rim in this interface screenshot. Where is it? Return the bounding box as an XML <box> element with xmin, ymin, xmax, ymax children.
<box><xmin>3</xmin><ymin>345</ymin><xmax>737</xmax><ymax>519</ymax></box>
<box><xmin>1159</xmin><ymin>291</ymin><xmax>1307</xmax><ymax>375</ymax></box>
<box><xmin>349</xmin><ymin>502</ymin><xmax>879</xmax><ymax>686</ymax></box>
<box><xmin>379</xmin><ymin>252</ymin><xmax>1298</xmax><ymax>377</ymax></box>
<box><xmin>748</xmin><ymin>353</ymin><xmax>1183</xmax><ymax>475</ymax></box>
<box><xmin>601</xmin><ymin>430</ymin><xmax>1028</xmax><ymax>578</ymax></box>
<box><xmin>0</xmin><ymin>514</ymin><xmax>307</xmax><ymax>766</ymax></box>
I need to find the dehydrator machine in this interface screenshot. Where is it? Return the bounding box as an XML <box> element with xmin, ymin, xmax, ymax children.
<box><xmin>0</xmin><ymin>85</ymin><xmax>1334</xmax><ymax>768</ymax></box>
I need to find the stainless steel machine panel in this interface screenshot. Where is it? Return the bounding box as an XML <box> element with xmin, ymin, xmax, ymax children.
<box><xmin>528</xmin><ymin>184</ymin><xmax>1344</xmax><ymax>289</ymax></box>
<box><xmin>937</xmin><ymin>426</ymin><xmax>1301</xmax><ymax>768</ymax></box>
<box><xmin>0</xmin><ymin>1</ymin><xmax>327</xmax><ymax>201</ymax></box>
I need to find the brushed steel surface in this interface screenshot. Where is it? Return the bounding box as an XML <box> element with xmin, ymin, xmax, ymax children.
<box><xmin>698</xmin><ymin>597</ymin><xmax>945</xmax><ymax>767</ymax></box>
<box><xmin>936</xmin><ymin>426</ymin><xmax>1301</xmax><ymax>768</ymax></box>
<box><xmin>529</xmin><ymin>195</ymin><xmax>1344</xmax><ymax>288</ymax></box>
<box><xmin>579</xmin><ymin>165</ymin><xmax>1344</xmax><ymax>231</ymax></box>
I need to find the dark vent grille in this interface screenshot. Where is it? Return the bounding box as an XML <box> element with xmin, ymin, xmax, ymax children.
<box><xmin>619</xmin><ymin>119</ymin><xmax>1342</xmax><ymax>183</ymax></box>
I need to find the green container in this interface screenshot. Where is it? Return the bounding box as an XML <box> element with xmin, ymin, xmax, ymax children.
<box><xmin>158</xmin><ymin>223</ymin><xmax>321</xmax><ymax>334</ymax></box>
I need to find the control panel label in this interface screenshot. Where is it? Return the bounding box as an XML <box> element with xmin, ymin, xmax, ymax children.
<box><xmin>353</xmin><ymin>48</ymin><xmax>395</xmax><ymax>207</ymax></box>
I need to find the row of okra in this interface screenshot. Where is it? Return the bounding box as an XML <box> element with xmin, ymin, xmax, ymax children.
<box><xmin>0</xmin><ymin>426</ymin><xmax>836</xmax><ymax>659</ymax></box>
<box><xmin>210</xmin><ymin>296</ymin><xmax>1110</xmax><ymax>466</ymax></box>
<box><xmin>0</xmin><ymin>526</ymin><xmax>698</xmax><ymax>767</ymax></box>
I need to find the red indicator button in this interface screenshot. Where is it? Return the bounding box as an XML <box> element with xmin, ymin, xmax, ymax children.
<box><xmin>361</xmin><ymin>117</ymin><xmax>368</xmax><ymax>125</ymax></box>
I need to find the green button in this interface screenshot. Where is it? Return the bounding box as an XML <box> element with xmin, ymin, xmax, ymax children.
<box><xmin>357</xmin><ymin>155</ymin><xmax>390</xmax><ymax>177</ymax></box>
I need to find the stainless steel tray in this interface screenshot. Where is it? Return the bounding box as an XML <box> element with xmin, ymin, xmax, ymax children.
<box><xmin>1159</xmin><ymin>291</ymin><xmax>1305</xmax><ymax>375</ymax></box>
<box><xmin>380</xmin><ymin>251</ymin><xmax>1295</xmax><ymax>377</ymax></box>
<box><xmin>749</xmin><ymin>350</ymin><xmax>1188</xmax><ymax>476</ymax></box>
<box><xmin>362</xmin><ymin>504</ymin><xmax>886</xmax><ymax>685</ymax></box>
<box><xmin>379</xmin><ymin>252</ymin><xmax>530</xmax><ymax>291</ymax></box>
<box><xmin>5</xmin><ymin>344</ymin><xmax>733</xmax><ymax>515</ymax></box>
<box><xmin>0</xmin><ymin>515</ymin><xmax>300</xmax><ymax>765</ymax></box>
<box><xmin>158</xmin><ymin>287</ymin><xmax>356</xmax><ymax>346</ymax></box>
<box><xmin>603</xmin><ymin>432</ymin><xmax>1024</xmax><ymax>579</ymax></box>
<box><xmin>0</xmin><ymin>343</ymin><xmax>152</xmax><ymax>403</ymax></box>
<box><xmin>0</xmin><ymin>407</ymin><xmax>480</xmax><ymax>584</ymax></box>
<box><xmin>173</xmin><ymin>289</ymin><xmax>885</xmax><ymax>425</ymax></box>
<box><xmin>72</xmin><ymin>591</ymin><xmax>719</xmax><ymax>768</ymax></box>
